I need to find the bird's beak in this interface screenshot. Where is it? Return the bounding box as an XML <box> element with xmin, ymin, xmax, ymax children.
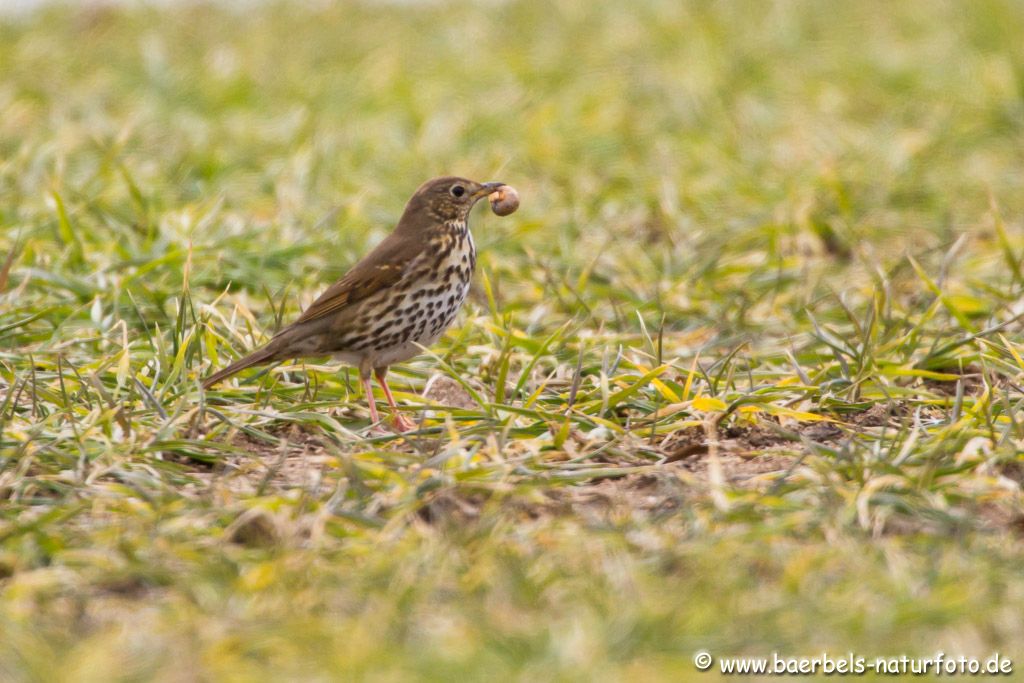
<box><xmin>474</xmin><ymin>181</ymin><xmax>506</xmax><ymax>198</ymax></box>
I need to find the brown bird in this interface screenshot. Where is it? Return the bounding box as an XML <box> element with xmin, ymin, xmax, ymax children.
<box><xmin>203</xmin><ymin>176</ymin><xmax>511</xmax><ymax>431</ymax></box>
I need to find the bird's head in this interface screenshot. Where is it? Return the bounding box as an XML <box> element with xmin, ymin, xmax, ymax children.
<box><xmin>400</xmin><ymin>176</ymin><xmax>506</xmax><ymax>226</ymax></box>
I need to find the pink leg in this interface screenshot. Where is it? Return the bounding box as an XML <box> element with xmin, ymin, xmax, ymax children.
<box><xmin>360</xmin><ymin>373</ymin><xmax>381</xmax><ymax>425</ymax></box>
<box><xmin>375</xmin><ymin>367</ymin><xmax>416</xmax><ymax>432</ymax></box>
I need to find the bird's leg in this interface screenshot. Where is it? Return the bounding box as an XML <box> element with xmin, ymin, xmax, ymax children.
<box><xmin>374</xmin><ymin>366</ymin><xmax>416</xmax><ymax>432</ymax></box>
<box><xmin>359</xmin><ymin>369</ymin><xmax>382</xmax><ymax>427</ymax></box>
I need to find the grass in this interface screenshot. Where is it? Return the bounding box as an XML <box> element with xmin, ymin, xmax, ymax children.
<box><xmin>2</xmin><ymin>0</ymin><xmax>1024</xmax><ymax>679</ymax></box>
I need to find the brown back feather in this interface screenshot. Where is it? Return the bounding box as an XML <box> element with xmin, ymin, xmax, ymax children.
<box><xmin>290</xmin><ymin>214</ymin><xmax>433</xmax><ymax>326</ymax></box>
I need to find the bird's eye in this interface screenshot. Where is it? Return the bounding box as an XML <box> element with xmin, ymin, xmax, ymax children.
<box><xmin>450</xmin><ymin>185</ymin><xmax>465</xmax><ymax>198</ymax></box>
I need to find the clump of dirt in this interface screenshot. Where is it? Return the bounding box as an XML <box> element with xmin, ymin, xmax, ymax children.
<box><xmin>658</xmin><ymin>416</ymin><xmax>835</xmax><ymax>462</ymax></box>
<box><xmin>798</xmin><ymin>421</ymin><xmax>844</xmax><ymax>442</ymax></box>
<box><xmin>421</xmin><ymin>375</ymin><xmax>481</xmax><ymax>411</ymax></box>
<box><xmin>674</xmin><ymin>451</ymin><xmax>797</xmax><ymax>486</ymax></box>
<box><xmin>723</xmin><ymin>421</ymin><xmax>793</xmax><ymax>448</ymax></box>
<box><xmin>850</xmin><ymin>403</ymin><xmax>896</xmax><ymax>427</ymax></box>
<box><xmin>542</xmin><ymin>471</ymin><xmax>687</xmax><ymax>519</ymax></box>
<box><xmin>658</xmin><ymin>426</ymin><xmax>708</xmax><ymax>462</ymax></box>
<box><xmin>181</xmin><ymin>428</ymin><xmax>337</xmax><ymax>498</ymax></box>
<box><xmin>650</xmin><ymin>415</ymin><xmax>853</xmax><ymax>491</ymax></box>
<box><xmin>919</xmin><ymin>365</ymin><xmax>985</xmax><ymax>397</ymax></box>
<box><xmin>416</xmin><ymin>490</ymin><xmax>486</xmax><ymax>526</ymax></box>
<box><xmin>225</xmin><ymin>508</ymin><xmax>281</xmax><ymax>547</ymax></box>
<box><xmin>996</xmin><ymin>459</ymin><xmax>1024</xmax><ymax>486</ymax></box>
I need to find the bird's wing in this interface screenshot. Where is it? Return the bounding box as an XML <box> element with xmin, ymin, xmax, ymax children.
<box><xmin>290</xmin><ymin>233</ymin><xmax>413</xmax><ymax>326</ymax></box>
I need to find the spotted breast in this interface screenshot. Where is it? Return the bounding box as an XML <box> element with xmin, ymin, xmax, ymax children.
<box><xmin>330</xmin><ymin>219</ymin><xmax>476</xmax><ymax>368</ymax></box>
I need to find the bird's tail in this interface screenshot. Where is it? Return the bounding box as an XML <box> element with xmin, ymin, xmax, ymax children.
<box><xmin>202</xmin><ymin>345</ymin><xmax>279</xmax><ymax>390</ymax></box>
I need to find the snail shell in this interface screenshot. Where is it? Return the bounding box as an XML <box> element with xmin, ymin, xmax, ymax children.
<box><xmin>488</xmin><ymin>185</ymin><xmax>520</xmax><ymax>216</ymax></box>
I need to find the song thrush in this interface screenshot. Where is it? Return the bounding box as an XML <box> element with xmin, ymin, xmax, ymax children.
<box><xmin>202</xmin><ymin>176</ymin><xmax>514</xmax><ymax>431</ymax></box>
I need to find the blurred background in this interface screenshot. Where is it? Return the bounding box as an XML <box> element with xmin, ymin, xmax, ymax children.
<box><xmin>4</xmin><ymin>0</ymin><xmax>1022</xmax><ymax>333</ymax></box>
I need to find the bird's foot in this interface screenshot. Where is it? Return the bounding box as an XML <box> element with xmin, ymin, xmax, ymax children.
<box><xmin>391</xmin><ymin>413</ymin><xmax>418</xmax><ymax>433</ymax></box>
<box><xmin>363</xmin><ymin>414</ymin><xmax>416</xmax><ymax>436</ymax></box>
